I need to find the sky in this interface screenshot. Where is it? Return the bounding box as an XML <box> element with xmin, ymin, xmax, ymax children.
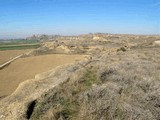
<box><xmin>0</xmin><ymin>0</ymin><xmax>160</xmax><ymax>39</ymax></box>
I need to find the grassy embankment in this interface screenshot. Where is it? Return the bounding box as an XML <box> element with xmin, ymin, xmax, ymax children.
<box><xmin>30</xmin><ymin>69</ymin><xmax>101</xmax><ymax>120</ymax></box>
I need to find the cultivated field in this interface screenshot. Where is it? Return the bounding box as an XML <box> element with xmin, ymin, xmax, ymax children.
<box><xmin>0</xmin><ymin>49</ymin><xmax>32</xmax><ymax>64</ymax></box>
<box><xmin>0</xmin><ymin>39</ymin><xmax>41</xmax><ymax>51</ymax></box>
<box><xmin>0</xmin><ymin>53</ymin><xmax>86</xmax><ymax>97</ymax></box>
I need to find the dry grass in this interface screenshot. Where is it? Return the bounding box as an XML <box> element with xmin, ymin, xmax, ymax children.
<box><xmin>29</xmin><ymin>47</ymin><xmax>160</xmax><ymax>120</ymax></box>
<box><xmin>30</xmin><ymin>69</ymin><xmax>101</xmax><ymax>120</ymax></box>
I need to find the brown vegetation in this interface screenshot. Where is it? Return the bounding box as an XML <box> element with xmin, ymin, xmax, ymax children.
<box><xmin>29</xmin><ymin>47</ymin><xmax>160</xmax><ymax>120</ymax></box>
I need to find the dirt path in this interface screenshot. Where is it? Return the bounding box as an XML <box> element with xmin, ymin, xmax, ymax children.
<box><xmin>0</xmin><ymin>54</ymin><xmax>86</xmax><ymax>97</ymax></box>
<box><xmin>0</xmin><ymin>49</ymin><xmax>32</xmax><ymax>64</ymax></box>
<box><xmin>0</xmin><ymin>55</ymin><xmax>23</xmax><ymax>70</ymax></box>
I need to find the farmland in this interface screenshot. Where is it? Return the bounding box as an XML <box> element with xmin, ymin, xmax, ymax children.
<box><xmin>0</xmin><ymin>39</ymin><xmax>41</xmax><ymax>50</ymax></box>
<box><xmin>0</xmin><ymin>53</ymin><xmax>86</xmax><ymax>97</ymax></box>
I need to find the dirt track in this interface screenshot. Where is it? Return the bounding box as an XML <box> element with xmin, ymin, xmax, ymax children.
<box><xmin>0</xmin><ymin>54</ymin><xmax>86</xmax><ymax>97</ymax></box>
<box><xmin>0</xmin><ymin>49</ymin><xmax>32</xmax><ymax>64</ymax></box>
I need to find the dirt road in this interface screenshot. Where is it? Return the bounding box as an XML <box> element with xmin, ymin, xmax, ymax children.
<box><xmin>0</xmin><ymin>49</ymin><xmax>32</xmax><ymax>64</ymax></box>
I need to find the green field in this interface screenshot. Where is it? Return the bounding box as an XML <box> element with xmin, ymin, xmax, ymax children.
<box><xmin>0</xmin><ymin>39</ymin><xmax>41</xmax><ymax>50</ymax></box>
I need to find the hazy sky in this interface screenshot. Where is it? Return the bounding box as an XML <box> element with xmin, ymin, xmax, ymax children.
<box><xmin>0</xmin><ymin>0</ymin><xmax>160</xmax><ymax>38</ymax></box>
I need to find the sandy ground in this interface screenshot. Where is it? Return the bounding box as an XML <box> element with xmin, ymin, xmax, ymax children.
<box><xmin>0</xmin><ymin>49</ymin><xmax>32</xmax><ymax>64</ymax></box>
<box><xmin>0</xmin><ymin>54</ymin><xmax>86</xmax><ymax>97</ymax></box>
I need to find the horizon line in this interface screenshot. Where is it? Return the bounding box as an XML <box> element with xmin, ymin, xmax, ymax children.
<box><xmin>0</xmin><ymin>32</ymin><xmax>160</xmax><ymax>40</ymax></box>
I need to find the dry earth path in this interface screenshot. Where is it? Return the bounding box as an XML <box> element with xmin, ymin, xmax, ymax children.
<box><xmin>0</xmin><ymin>55</ymin><xmax>22</xmax><ymax>70</ymax></box>
<box><xmin>0</xmin><ymin>50</ymin><xmax>32</xmax><ymax>64</ymax></box>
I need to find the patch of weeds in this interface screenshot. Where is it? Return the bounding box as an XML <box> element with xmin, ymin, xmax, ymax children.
<box><xmin>114</xmin><ymin>107</ymin><xmax>128</xmax><ymax>120</ymax></box>
<box><xmin>100</xmin><ymin>68</ymin><xmax>116</xmax><ymax>82</ymax></box>
<box><xmin>58</xmin><ymin>70</ymin><xmax>100</xmax><ymax>119</ymax></box>
<box><xmin>72</xmin><ymin>69</ymin><xmax>101</xmax><ymax>95</ymax></box>
<box><xmin>31</xmin><ymin>69</ymin><xmax>100</xmax><ymax>120</ymax></box>
<box><xmin>31</xmin><ymin>92</ymin><xmax>61</xmax><ymax>119</ymax></box>
<box><xmin>80</xmin><ymin>69</ymin><xmax>101</xmax><ymax>87</ymax></box>
<box><xmin>59</xmin><ymin>99</ymin><xmax>80</xmax><ymax>119</ymax></box>
<box><xmin>137</xmin><ymin>83</ymin><xmax>150</xmax><ymax>93</ymax></box>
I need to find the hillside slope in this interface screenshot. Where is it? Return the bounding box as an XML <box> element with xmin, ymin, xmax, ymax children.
<box><xmin>0</xmin><ymin>46</ymin><xmax>159</xmax><ymax>120</ymax></box>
